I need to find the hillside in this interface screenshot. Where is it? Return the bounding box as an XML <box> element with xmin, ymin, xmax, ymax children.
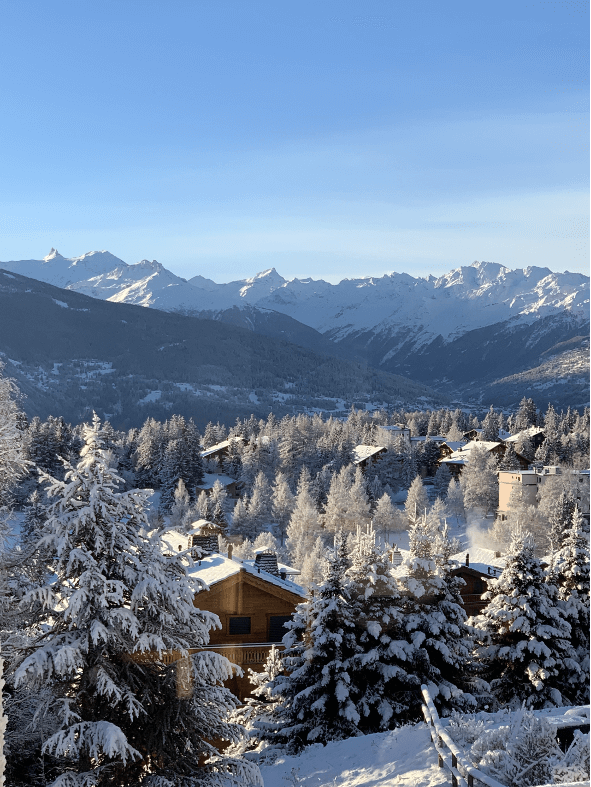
<box><xmin>0</xmin><ymin>270</ymin><xmax>444</xmax><ymax>428</ymax></box>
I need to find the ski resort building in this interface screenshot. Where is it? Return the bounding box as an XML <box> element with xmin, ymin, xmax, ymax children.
<box><xmin>377</xmin><ymin>424</ymin><xmax>411</xmax><ymax>445</ymax></box>
<box><xmin>439</xmin><ymin>440</ymin><xmax>528</xmax><ymax>477</ymax></box>
<box><xmin>450</xmin><ymin>548</ymin><xmax>506</xmax><ymax>616</ymax></box>
<box><xmin>196</xmin><ymin>471</ymin><xmax>239</xmax><ymax>499</ymax></box>
<box><xmin>351</xmin><ymin>444</ymin><xmax>387</xmax><ymax>468</ymax></box>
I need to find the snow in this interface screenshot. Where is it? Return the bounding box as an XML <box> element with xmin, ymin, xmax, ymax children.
<box><xmin>258</xmin><ymin>723</ymin><xmax>448</xmax><ymax>787</ymax></box>
<box><xmin>52</xmin><ymin>298</ymin><xmax>69</xmax><ymax>308</ymax></box>
<box><xmin>1</xmin><ymin>253</ymin><xmax>587</xmax><ymax>347</ymax></box>
<box><xmin>450</xmin><ymin>546</ymin><xmax>507</xmax><ymax>575</ymax></box>
<box><xmin>197</xmin><ymin>472</ymin><xmax>237</xmax><ymax>490</ymax></box>
<box><xmin>351</xmin><ymin>445</ymin><xmax>386</xmax><ymax>464</ymax></box>
<box><xmin>138</xmin><ymin>390</ymin><xmax>162</xmax><ymax>404</ymax></box>
<box><xmin>187</xmin><ymin>552</ymin><xmax>306</xmax><ymax>597</ymax></box>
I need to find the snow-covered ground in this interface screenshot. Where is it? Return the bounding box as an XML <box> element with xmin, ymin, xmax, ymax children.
<box><xmin>258</xmin><ymin>723</ymin><xmax>447</xmax><ymax>787</ymax></box>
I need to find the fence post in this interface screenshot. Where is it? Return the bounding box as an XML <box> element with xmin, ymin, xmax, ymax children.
<box><xmin>451</xmin><ymin>753</ymin><xmax>458</xmax><ymax>787</ymax></box>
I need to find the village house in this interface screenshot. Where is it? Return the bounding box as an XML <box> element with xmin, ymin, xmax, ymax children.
<box><xmin>200</xmin><ymin>436</ymin><xmax>246</xmax><ymax>466</ymax></box>
<box><xmin>462</xmin><ymin>428</ymin><xmax>512</xmax><ymax>442</ymax></box>
<box><xmin>439</xmin><ymin>440</ymin><xmax>528</xmax><ymax>478</ymax></box>
<box><xmin>503</xmin><ymin>426</ymin><xmax>546</xmax><ymax>452</ymax></box>
<box><xmin>162</xmin><ymin>524</ymin><xmax>305</xmax><ymax>700</ymax></box>
<box><xmin>351</xmin><ymin>444</ymin><xmax>387</xmax><ymax>469</ymax></box>
<box><xmin>450</xmin><ymin>547</ymin><xmax>506</xmax><ymax>616</ymax></box>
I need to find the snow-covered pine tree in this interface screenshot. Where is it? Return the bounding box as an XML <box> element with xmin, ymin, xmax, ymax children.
<box><xmin>242</xmin><ymin>471</ymin><xmax>273</xmax><ymax>541</ymax></box>
<box><xmin>208</xmin><ymin>480</ymin><xmax>229</xmax><ymax>532</ymax></box>
<box><xmin>266</xmin><ymin>533</ymin><xmax>361</xmax><ymax>753</ymax></box>
<box><xmin>499</xmin><ymin>441</ymin><xmax>521</xmax><ymax>471</ymax></box>
<box><xmin>399</xmin><ymin>515</ymin><xmax>474</xmax><ymax>716</ymax></box>
<box><xmin>474</xmin><ymin>531</ymin><xmax>578</xmax><ymax>709</ymax></box>
<box><xmin>344</xmin><ymin>525</ymin><xmax>418</xmax><ymax>730</ymax></box>
<box><xmin>434</xmin><ymin>462</ymin><xmax>452</xmax><ymax>499</ymax></box>
<box><xmin>169</xmin><ymin>478</ymin><xmax>190</xmax><ymax>529</ymax></box>
<box><xmin>552</xmin><ymin>506</ymin><xmax>590</xmax><ymax>704</ymax></box>
<box><xmin>372</xmin><ymin>492</ymin><xmax>406</xmax><ymax>544</ymax></box>
<box><xmin>285</xmin><ymin>468</ymin><xmax>320</xmax><ymax>571</ymax></box>
<box><xmin>460</xmin><ymin>444</ymin><xmax>498</xmax><ymax>514</ymax></box>
<box><xmin>480</xmin><ymin>406</ymin><xmax>500</xmax><ymax>442</ymax></box>
<box><xmin>299</xmin><ymin>536</ymin><xmax>326</xmax><ymax>588</ymax></box>
<box><xmin>230</xmin><ymin>496</ymin><xmax>249</xmax><ymax>536</ymax></box>
<box><xmin>446</xmin><ymin>478</ymin><xmax>464</xmax><ymax>522</ymax></box>
<box><xmin>271</xmin><ymin>471</ymin><xmax>294</xmax><ymax>546</ymax></box>
<box><xmin>404</xmin><ymin>475</ymin><xmax>429</xmax><ymax>527</ymax></box>
<box><xmin>14</xmin><ymin>414</ymin><xmax>260</xmax><ymax>787</ymax></box>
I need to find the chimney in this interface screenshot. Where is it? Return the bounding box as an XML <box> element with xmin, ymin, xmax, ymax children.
<box><xmin>494</xmin><ymin>551</ymin><xmax>501</xmax><ymax>558</ymax></box>
<box><xmin>190</xmin><ymin>534</ymin><xmax>217</xmax><ymax>557</ymax></box>
<box><xmin>465</xmin><ymin>553</ymin><xmax>469</xmax><ymax>567</ymax></box>
<box><xmin>280</xmin><ymin>569</ymin><xmax>287</xmax><ymax>581</ymax></box>
<box><xmin>254</xmin><ymin>551</ymin><xmax>279</xmax><ymax>576</ymax></box>
<box><xmin>228</xmin><ymin>543</ymin><xmax>233</xmax><ymax>560</ymax></box>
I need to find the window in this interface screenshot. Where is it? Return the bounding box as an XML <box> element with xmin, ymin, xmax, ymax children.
<box><xmin>229</xmin><ymin>617</ymin><xmax>251</xmax><ymax>635</ymax></box>
<box><xmin>268</xmin><ymin>615</ymin><xmax>291</xmax><ymax>643</ymax></box>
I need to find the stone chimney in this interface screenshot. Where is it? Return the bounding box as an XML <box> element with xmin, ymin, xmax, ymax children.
<box><xmin>254</xmin><ymin>551</ymin><xmax>279</xmax><ymax>576</ymax></box>
<box><xmin>494</xmin><ymin>551</ymin><xmax>501</xmax><ymax>558</ymax></box>
<box><xmin>227</xmin><ymin>543</ymin><xmax>233</xmax><ymax>560</ymax></box>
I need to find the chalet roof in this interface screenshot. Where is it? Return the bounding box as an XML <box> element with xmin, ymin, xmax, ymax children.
<box><xmin>196</xmin><ymin>472</ymin><xmax>237</xmax><ymax>490</ymax></box>
<box><xmin>441</xmin><ymin>441</ymin><xmax>503</xmax><ymax>467</ymax></box>
<box><xmin>352</xmin><ymin>444</ymin><xmax>386</xmax><ymax>464</ymax></box>
<box><xmin>411</xmin><ymin>435</ymin><xmax>446</xmax><ymax>444</ymax></box>
<box><xmin>451</xmin><ymin>547</ymin><xmax>506</xmax><ymax>577</ymax></box>
<box><xmin>187</xmin><ymin>552</ymin><xmax>306</xmax><ymax>597</ymax></box>
<box><xmin>504</xmin><ymin>427</ymin><xmax>545</xmax><ymax>444</ymax></box>
<box><xmin>378</xmin><ymin>424</ymin><xmax>409</xmax><ymax>432</ymax></box>
<box><xmin>441</xmin><ymin>441</ymin><xmax>467</xmax><ymax>452</ymax></box>
<box><xmin>200</xmin><ymin>437</ymin><xmax>244</xmax><ymax>458</ymax></box>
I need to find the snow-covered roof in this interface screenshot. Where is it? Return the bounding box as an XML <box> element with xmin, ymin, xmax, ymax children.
<box><xmin>196</xmin><ymin>472</ymin><xmax>237</xmax><ymax>490</ymax></box>
<box><xmin>200</xmin><ymin>439</ymin><xmax>232</xmax><ymax>457</ymax></box>
<box><xmin>441</xmin><ymin>441</ymin><xmax>467</xmax><ymax>452</ymax></box>
<box><xmin>352</xmin><ymin>444</ymin><xmax>386</xmax><ymax>464</ymax></box>
<box><xmin>441</xmin><ymin>441</ymin><xmax>502</xmax><ymax>466</ymax></box>
<box><xmin>378</xmin><ymin>424</ymin><xmax>409</xmax><ymax>432</ymax></box>
<box><xmin>411</xmin><ymin>435</ymin><xmax>446</xmax><ymax>443</ymax></box>
<box><xmin>504</xmin><ymin>426</ymin><xmax>545</xmax><ymax>444</ymax></box>
<box><xmin>451</xmin><ymin>547</ymin><xmax>506</xmax><ymax>576</ymax></box>
<box><xmin>188</xmin><ymin>552</ymin><xmax>306</xmax><ymax>597</ymax></box>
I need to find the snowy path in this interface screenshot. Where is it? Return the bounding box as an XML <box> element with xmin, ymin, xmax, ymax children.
<box><xmin>259</xmin><ymin>723</ymin><xmax>448</xmax><ymax>787</ymax></box>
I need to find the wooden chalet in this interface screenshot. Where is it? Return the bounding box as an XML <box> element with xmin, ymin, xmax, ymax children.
<box><xmin>200</xmin><ymin>436</ymin><xmax>246</xmax><ymax>466</ymax></box>
<box><xmin>450</xmin><ymin>548</ymin><xmax>506</xmax><ymax>616</ymax></box>
<box><xmin>351</xmin><ymin>444</ymin><xmax>387</xmax><ymax>469</ymax></box>
<box><xmin>180</xmin><ymin>543</ymin><xmax>305</xmax><ymax>700</ymax></box>
<box><xmin>439</xmin><ymin>441</ymin><xmax>528</xmax><ymax>478</ymax></box>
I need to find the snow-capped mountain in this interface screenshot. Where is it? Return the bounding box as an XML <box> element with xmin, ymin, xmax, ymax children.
<box><xmin>1</xmin><ymin>250</ymin><xmax>588</xmax><ymax>407</ymax></box>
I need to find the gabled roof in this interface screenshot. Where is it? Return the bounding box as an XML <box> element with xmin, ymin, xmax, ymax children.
<box><xmin>187</xmin><ymin>552</ymin><xmax>306</xmax><ymax>598</ymax></box>
<box><xmin>352</xmin><ymin>444</ymin><xmax>387</xmax><ymax>464</ymax></box>
<box><xmin>451</xmin><ymin>547</ymin><xmax>506</xmax><ymax>577</ymax></box>
<box><xmin>441</xmin><ymin>441</ymin><xmax>503</xmax><ymax>466</ymax></box>
<box><xmin>200</xmin><ymin>436</ymin><xmax>244</xmax><ymax>458</ymax></box>
<box><xmin>504</xmin><ymin>426</ymin><xmax>545</xmax><ymax>444</ymax></box>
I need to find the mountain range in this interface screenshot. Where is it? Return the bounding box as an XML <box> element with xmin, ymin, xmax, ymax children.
<box><xmin>1</xmin><ymin>249</ymin><xmax>588</xmax><ymax>413</ymax></box>
<box><xmin>0</xmin><ymin>268</ymin><xmax>443</xmax><ymax>428</ymax></box>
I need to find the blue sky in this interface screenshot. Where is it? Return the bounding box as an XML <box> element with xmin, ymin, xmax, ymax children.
<box><xmin>0</xmin><ymin>0</ymin><xmax>588</xmax><ymax>282</ymax></box>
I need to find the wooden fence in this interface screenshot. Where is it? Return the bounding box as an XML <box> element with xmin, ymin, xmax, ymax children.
<box><xmin>420</xmin><ymin>685</ymin><xmax>590</xmax><ymax>787</ymax></box>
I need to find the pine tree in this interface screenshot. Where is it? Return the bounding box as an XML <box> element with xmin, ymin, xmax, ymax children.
<box><xmin>480</xmin><ymin>406</ymin><xmax>500</xmax><ymax>442</ymax></box>
<box><xmin>434</xmin><ymin>462</ymin><xmax>452</xmax><ymax>499</ymax></box>
<box><xmin>209</xmin><ymin>480</ymin><xmax>229</xmax><ymax>532</ymax></box>
<box><xmin>372</xmin><ymin>492</ymin><xmax>406</xmax><ymax>544</ymax></box>
<box><xmin>271</xmin><ymin>472</ymin><xmax>294</xmax><ymax>546</ymax></box>
<box><xmin>14</xmin><ymin>415</ymin><xmax>260</xmax><ymax>787</ymax></box>
<box><xmin>345</xmin><ymin>526</ymin><xmax>418</xmax><ymax>729</ymax></box>
<box><xmin>242</xmin><ymin>471</ymin><xmax>273</xmax><ymax>541</ymax></box>
<box><xmin>299</xmin><ymin>536</ymin><xmax>326</xmax><ymax>588</ymax></box>
<box><xmin>286</xmin><ymin>468</ymin><xmax>320</xmax><ymax>570</ymax></box>
<box><xmin>514</xmin><ymin>397</ymin><xmax>538</xmax><ymax>432</ymax></box>
<box><xmin>169</xmin><ymin>478</ymin><xmax>190</xmax><ymax>529</ymax></box>
<box><xmin>499</xmin><ymin>441</ymin><xmax>521</xmax><ymax>471</ymax></box>
<box><xmin>399</xmin><ymin>519</ymin><xmax>475</xmax><ymax>715</ymax></box>
<box><xmin>474</xmin><ymin>531</ymin><xmax>577</xmax><ymax>709</ymax></box>
<box><xmin>404</xmin><ymin>475</ymin><xmax>429</xmax><ymax>527</ymax></box>
<box><xmin>446</xmin><ymin>478</ymin><xmax>464</xmax><ymax>522</ymax></box>
<box><xmin>552</xmin><ymin>507</ymin><xmax>590</xmax><ymax>704</ymax></box>
<box><xmin>267</xmin><ymin>534</ymin><xmax>361</xmax><ymax>753</ymax></box>
<box><xmin>460</xmin><ymin>445</ymin><xmax>498</xmax><ymax>514</ymax></box>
